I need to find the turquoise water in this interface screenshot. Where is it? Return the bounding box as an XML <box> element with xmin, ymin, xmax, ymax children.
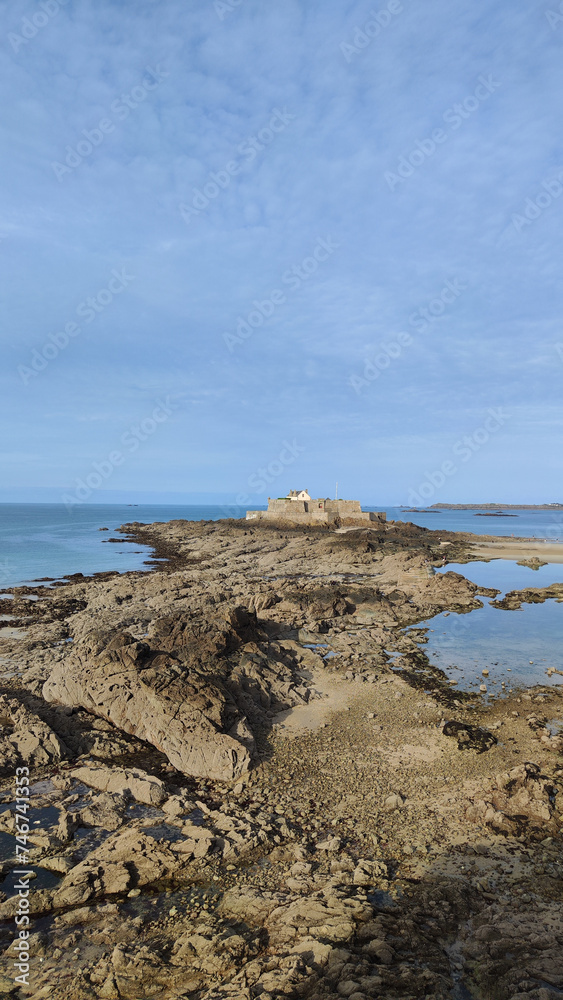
<box><xmin>414</xmin><ymin>560</ymin><xmax>563</xmax><ymax>692</ymax></box>
<box><xmin>0</xmin><ymin>503</ymin><xmax>257</xmax><ymax>588</ymax></box>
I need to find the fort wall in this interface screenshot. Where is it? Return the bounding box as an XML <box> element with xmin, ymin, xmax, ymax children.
<box><xmin>246</xmin><ymin>496</ymin><xmax>386</xmax><ymax>525</ymax></box>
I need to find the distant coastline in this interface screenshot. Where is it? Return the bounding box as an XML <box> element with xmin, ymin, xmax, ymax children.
<box><xmin>429</xmin><ymin>503</ymin><xmax>563</xmax><ymax>510</ymax></box>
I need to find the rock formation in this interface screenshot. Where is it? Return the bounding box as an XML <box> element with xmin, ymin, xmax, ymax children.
<box><xmin>0</xmin><ymin>517</ymin><xmax>561</xmax><ymax>999</ymax></box>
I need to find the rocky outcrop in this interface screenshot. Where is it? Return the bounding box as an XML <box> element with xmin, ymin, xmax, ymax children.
<box><xmin>2</xmin><ymin>517</ymin><xmax>563</xmax><ymax>1000</ymax></box>
<box><xmin>0</xmin><ymin>694</ymin><xmax>69</xmax><ymax>774</ymax></box>
<box><xmin>42</xmin><ymin>606</ymin><xmax>307</xmax><ymax>781</ymax></box>
<box><xmin>51</xmin><ymin>826</ymin><xmax>183</xmax><ymax>908</ymax></box>
<box><xmin>464</xmin><ymin>762</ymin><xmax>560</xmax><ymax>837</ymax></box>
<box><xmin>43</xmin><ymin>627</ymin><xmax>253</xmax><ymax>781</ymax></box>
<box><xmin>491</xmin><ymin>582</ymin><xmax>563</xmax><ymax>609</ymax></box>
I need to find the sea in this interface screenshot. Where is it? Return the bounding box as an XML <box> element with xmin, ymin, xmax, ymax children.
<box><xmin>0</xmin><ymin>503</ymin><xmax>253</xmax><ymax>590</ymax></box>
<box><xmin>2</xmin><ymin>503</ymin><xmax>563</xmax><ymax>590</ymax></box>
<box><xmin>1</xmin><ymin>503</ymin><xmax>562</xmax><ymax>696</ymax></box>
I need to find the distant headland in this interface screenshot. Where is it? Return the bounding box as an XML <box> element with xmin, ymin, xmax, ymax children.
<box><xmin>428</xmin><ymin>503</ymin><xmax>563</xmax><ymax>510</ymax></box>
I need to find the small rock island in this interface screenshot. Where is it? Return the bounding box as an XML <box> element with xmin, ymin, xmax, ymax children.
<box><xmin>246</xmin><ymin>488</ymin><xmax>387</xmax><ymax>526</ymax></box>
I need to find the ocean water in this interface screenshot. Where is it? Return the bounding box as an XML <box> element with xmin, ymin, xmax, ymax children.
<box><xmin>381</xmin><ymin>506</ymin><xmax>563</xmax><ymax>540</ymax></box>
<box><xmin>0</xmin><ymin>503</ymin><xmax>255</xmax><ymax>589</ymax></box>
<box><xmin>1</xmin><ymin>503</ymin><xmax>562</xmax><ymax>590</ymax></box>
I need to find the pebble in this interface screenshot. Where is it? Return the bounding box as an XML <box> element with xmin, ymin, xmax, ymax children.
<box><xmin>384</xmin><ymin>793</ymin><xmax>404</xmax><ymax>811</ymax></box>
<box><xmin>316</xmin><ymin>835</ymin><xmax>341</xmax><ymax>852</ymax></box>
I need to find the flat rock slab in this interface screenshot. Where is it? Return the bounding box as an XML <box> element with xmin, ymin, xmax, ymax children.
<box><xmin>70</xmin><ymin>764</ymin><xmax>166</xmax><ymax>805</ymax></box>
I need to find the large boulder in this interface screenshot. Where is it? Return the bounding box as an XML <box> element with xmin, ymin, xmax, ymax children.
<box><xmin>43</xmin><ymin>623</ymin><xmax>253</xmax><ymax>781</ymax></box>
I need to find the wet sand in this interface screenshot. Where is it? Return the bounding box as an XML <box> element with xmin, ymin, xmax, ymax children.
<box><xmin>271</xmin><ymin>669</ymin><xmax>352</xmax><ymax>736</ymax></box>
<box><xmin>468</xmin><ymin>538</ymin><xmax>563</xmax><ymax>563</ymax></box>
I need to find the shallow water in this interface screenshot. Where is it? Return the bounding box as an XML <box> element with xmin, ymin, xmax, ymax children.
<box><xmin>0</xmin><ymin>626</ymin><xmax>28</xmax><ymax>638</ymax></box>
<box><xmin>440</xmin><ymin>559</ymin><xmax>563</xmax><ymax>593</ymax></box>
<box><xmin>0</xmin><ymin>865</ymin><xmax>60</xmax><ymax>892</ymax></box>
<box><xmin>415</xmin><ymin>561</ymin><xmax>563</xmax><ymax>693</ymax></box>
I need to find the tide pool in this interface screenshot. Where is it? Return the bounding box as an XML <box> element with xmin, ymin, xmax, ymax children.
<box><xmin>413</xmin><ymin>560</ymin><xmax>563</xmax><ymax>693</ymax></box>
<box><xmin>439</xmin><ymin>559</ymin><xmax>563</xmax><ymax>593</ymax></box>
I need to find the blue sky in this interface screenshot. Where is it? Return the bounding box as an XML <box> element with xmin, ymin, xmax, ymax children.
<box><xmin>1</xmin><ymin>0</ymin><xmax>563</xmax><ymax>505</ymax></box>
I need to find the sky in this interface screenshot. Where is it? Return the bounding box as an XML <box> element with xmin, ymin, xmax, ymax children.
<box><xmin>1</xmin><ymin>0</ymin><xmax>563</xmax><ymax>506</ymax></box>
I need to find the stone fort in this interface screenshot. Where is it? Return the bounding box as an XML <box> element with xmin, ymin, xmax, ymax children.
<box><xmin>246</xmin><ymin>489</ymin><xmax>386</xmax><ymax>526</ymax></box>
